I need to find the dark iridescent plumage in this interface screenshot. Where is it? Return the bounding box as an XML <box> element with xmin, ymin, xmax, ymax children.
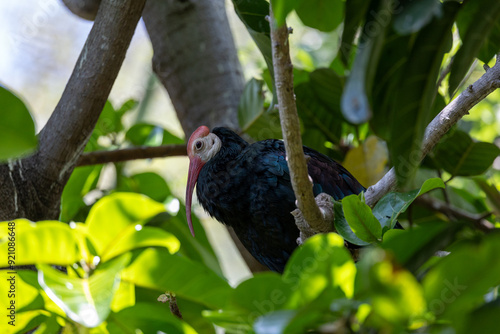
<box><xmin>195</xmin><ymin>127</ymin><xmax>364</xmax><ymax>272</ymax></box>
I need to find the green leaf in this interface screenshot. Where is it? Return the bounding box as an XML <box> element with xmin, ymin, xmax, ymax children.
<box><xmin>283</xmin><ymin>233</ymin><xmax>356</xmax><ymax>306</ymax></box>
<box><xmin>0</xmin><ymin>220</ymin><xmax>80</xmax><ymax>266</ymax></box>
<box><xmin>122</xmin><ymin>248</ymin><xmax>231</xmax><ymax>309</ymax></box>
<box><xmin>37</xmin><ymin>254</ymin><xmax>131</xmax><ymax>328</ymax></box>
<box><xmin>86</xmin><ymin>192</ymin><xmax>166</xmax><ymax>256</ymax></box>
<box><xmin>270</xmin><ymin>0</ymin><xmax>301</xmax><ymax>27</ymax></box>
<box><xmin>107</xmin><ymin>302</ymin><xmax>196</xmax><ymax>334</ymax></box>
<box><xmin>342</xmin><ymin>195</ymin><xmax>382</xmax><ymax>243</ymax></box>
<box><xmin>339</xmin><ymin>0</ymin><xmax>371</xmax><ymax>66</ymax></box>
<box><xmin>393</xmin><ymin>0</ymin><xmax>442</xmax><ymax>34</ymax></box>
<box><xmin>204</xmin><ymin>273</ymin><xmax>291</xmax><ymax>330</ymax></box>
<box><xmin>389</xmin><ymin>2</ymin><xmax>458</xmax><ymax>185</ymax></box>
<box><xmin>155</xmin><ymin>211</ymin><xmax>224</xmax><ymax>277</ymax></box>
<box><xmin>423</xmin><ymin>234</ymin><xmax>500</xmax><ymax>321</ymax></box>
<box><xmin>0</xmin><ymin>85</ymin><xmax>37</xmax><ymax>161</ymax></box>
<box><xmin>449</xmin><ymin>0</ymin><xmax>500</xmax><ymax>96</ymax></box>
<box><xmin>333</xmin><ymin>201</ymin><xmax>371</xmax><ymax>246</ymax></box>
<box><xmin>462</xmin><ymin>299</ymin><xmax>500</xmax><ymax>334</ymax></box>
<box><xmin>238</xmin><ymin>78</ymin><xmax>282</xmax><ymax>141</ymax></box>
<box><xmin>295</xmin><ymin>0</ymin><xmax>344</xmax><ymax>32</ymax></box>
<box><xmin>355</xmin><ymin>249</ymin><xmax>426</xmax><ymax>325</ymax></box>
<box><xmin>341</xmin><ymin>0</ymin><xmax>393</xmax><ymax>124</ymax></box>
<box><xmin>125</xmin><ymin>123</ymin><xmax>184</xmax><ymax>146</ymax></box>
<box><xmin>381</xmin><ymin>222</ymin><xmax>462</xmax><ymax>273</ymax></box>
<box><xmin>372</xmin><ymin>178</ymin><xmax>445</xmax><ymax>231</ymax></box>
<box><xmin>60</xmin><ymin>165</ymin><xmax>103</xmax><ymax>222</ymax></box>
<box><xmin>433</xmin><ymin>130</ymin><xmax>500</xmax><ymax>177</ymax></box>
<box><xmin>100</xmin><ymin>225</ymin><xmax>180</xmax><ymax>262</ymax></box>
<box><xmin>117</xmin><ymin>172</ymin><xmax>171</xmax><ymax>202</ymax></box>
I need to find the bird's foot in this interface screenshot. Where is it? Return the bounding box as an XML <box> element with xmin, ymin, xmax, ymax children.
<box><xmin>292</xmin><ymin>193</ymin><xmax>335</xmax><ymax>245</ymax></box>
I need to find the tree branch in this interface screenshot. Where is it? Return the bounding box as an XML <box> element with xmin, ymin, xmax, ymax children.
<box><xmin>0</xmin><ymin>0</ymin><xmax>146</xmax><ymax>221</ymax></box>
<box><xmin>269</xmin><ymin>7</ymin><xmax>330</xmax><ymax>242</ymax></box>
<box><xmin>415</xmin><ymin>195</ymin><xmax>494</xmax><ymax>232</ymax></box>
<box><xmin>77</xmin><ymin>145</ymin><xmax>187</xmax><ymax>166</ymax></box>
<box><xmin>365</xmin><ymin>54</ymin><xmax>500</xmax><ymax>207</ymax></box>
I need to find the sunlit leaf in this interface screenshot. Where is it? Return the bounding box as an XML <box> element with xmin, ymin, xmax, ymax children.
<box><xmin>269</xmin><ymin>0</ymin><xmax>301</xmax><ymax>27</ymax></box>
<box><xmin>38</xmin><ymin>254</ymin><xmax>131</xmax><ymax>328</ymax></box>
<box><xmin>0</xmin><ymin>220</ymin><xmax>80</xmax><ymax>266</ymax></box>
<box><xmin>86</xmin><ymin>193</ymin><xmax>166</xmax><ymax>256</ymax></box>
<box><xmin>333</xmin><ymin>201</ymin><xmax>370</xmax><ymax>246</ymax></box>
<box><xmin>125</xmin><ymin>123</ymin><xmax>184</xmax><ymax>146</ymax></box>
<box><xmin>283</xmin><ymin>233</ymin><xmax>356</xmax><ymax>306</ymax></box>
<box><xmin>0</xmin><ymin>85</ymin><xmax>37</xmax><ymax>161</ymax></box>
<box><xmin>100</xmin><ymin>225</ymin><xmax>180</xmax><ymax>262</ymax></box>
<box><xmin>117</xmin><ymin>172</ymin><xmax>171</xmax><ymax>203</ymax></box>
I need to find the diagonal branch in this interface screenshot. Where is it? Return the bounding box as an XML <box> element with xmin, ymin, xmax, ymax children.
<box><xmin>269</xmin><ymin>7</ymin><xmax>330</xmax><ymax>240</ymax></box>
<box><xmin>77</xmin><ymin>145</ymin><xmax>187</xmax><ymax>166</ymax></box>
<box><xmin>0</xmin><ymin>0</ymin><xmax>146</xmax><ymax>221</ymax></box>
<box><xmin>365</xmin><ymin>54</ymin><xmax>500</xmax><ymax>207</ymax></box>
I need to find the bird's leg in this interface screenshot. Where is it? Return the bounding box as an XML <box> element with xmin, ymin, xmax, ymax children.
<box><xmin>292</xmin><ymin>192</ymin><xmax>335</xmax><ymax>245</ymax></box>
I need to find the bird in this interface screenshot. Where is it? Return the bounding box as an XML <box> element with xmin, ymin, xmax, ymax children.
<box><xmin>185</xmin><ymin>126</ymin><xmax>366</xmax><ymax>273</ymax></box>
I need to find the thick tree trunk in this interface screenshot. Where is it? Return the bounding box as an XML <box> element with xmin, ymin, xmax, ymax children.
<box><xmin>0</xmin><ymin>0</ymin><xmax>146</xmax><ymax>221</ymax></box>
<box><xmin>142</xmin><ymin>0</ymin><xmax>243</xmax><ymax>135</ymax></box>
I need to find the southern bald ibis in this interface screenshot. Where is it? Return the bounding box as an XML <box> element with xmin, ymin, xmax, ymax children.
<box><xmin>185</xmin><ymin>126</ymin><xmax>365</xmax><ymax>272</ymax></box>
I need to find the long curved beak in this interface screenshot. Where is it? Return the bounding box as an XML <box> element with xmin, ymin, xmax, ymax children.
<box><xmin>185</xmin><ymin>156</ymin><xmax>205</xmax><ymax>237</ymax></box>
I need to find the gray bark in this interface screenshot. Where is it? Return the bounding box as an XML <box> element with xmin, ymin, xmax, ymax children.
<box><xmin>0</xmin><ymin>0</ymin><xmax>146</xmax><ymax>221</ymax></box>
<box><xmin>142</xmin><ymin>0</ymin><xmax>244</xmax><ymax>135</ymax></box>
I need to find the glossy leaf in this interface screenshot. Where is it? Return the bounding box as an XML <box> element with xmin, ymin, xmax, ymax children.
<box><xmin>86</xmin><ymin>192</ymin><xmax>166</xmax><ymax>256</ymax></box>
<box><xmin>433</xmin><ymin>130</ymin><xmax>500</xmax><ymax>177</ymax></box>
<box><xmin>372</xmin><ymin>178</ymin><xmax>445</xmax><ymax>231</ymax></box>
<box><xmin>121</xmin><ymin>248</ymin><xmax>231</xmax><ymax>309</ymax></box>
<box><xmin>333</xmin><ymin>201</ymin><xmax>370</xmax><ymax>246</ymax></box>
<box><xmin>449</xmin><ymin>0</ymin><xmax>500</xmax><ymax>95</ymax></box>
<box><xmin>37</xmin><ymin>254</ymin><xmax>130</xmax><ymax>328</ymax></box>
<box><xmin>100</xmin><ymin>225</ymin><xmax>180</xmax><ymax>262</ymax></box>
<box><xmin>342</xmin><ymin>195</ymin><xmax>382</xmax><ymax>243</ymax></box>
<box><xmin>0</xmin><ymin>85</ymin><xmax>37</xmax><ymax>161</ymax></box>
<box><xmin>0</xmin><ymin>220</ymin><xmax>80</xmax><ymax>266</ymax></box>
<box><xmin>295</xmin><ymin>0</ymin><xmax>344</xmax><ymax>32</ymax></box>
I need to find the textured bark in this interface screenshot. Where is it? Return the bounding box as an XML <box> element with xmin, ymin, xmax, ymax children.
<box><xmin>269</xmin><ymin>8</ymin><xmax>330</xmax><ymax>239</ymax></box>
<box><xmin>0</xmin><ymin>0</ymin><xmax>146</xmax><ymax>221</ymax></box>
<box><xmin>142</xmin><ymin>0</ymin><xmax>244</xmax><ymax>135</ymax></box>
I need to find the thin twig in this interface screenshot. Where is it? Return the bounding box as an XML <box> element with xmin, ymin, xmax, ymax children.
<box><xmin>269</xmin><ymin>6</ymin><xmax>330</xmax><ymax>241</ymax></box>
<box><xmin>415</xmin><ymin>195</ymin><xmax>494</xmax><ymax>232</ymax></box>
<box><xmin>365</xmin><ymin>53</ymin><xmax>500</xmax><ymax>207</ymax></box>
<box><xmin>76</xmin><ymin>145</ymin><xmax>186</xmax><ymax>166</ymax></box>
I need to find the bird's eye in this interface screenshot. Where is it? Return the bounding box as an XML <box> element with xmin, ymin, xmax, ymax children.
<box><xmin>195</xmin><ymin>140</ymin><xmax>203</xmax><ymax>150</ymax></box>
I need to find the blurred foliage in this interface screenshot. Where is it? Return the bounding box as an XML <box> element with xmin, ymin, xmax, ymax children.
<box><xmin>1</xmin><ymin>0</ymin><xmax>500</xmax><ymax>333</ymax></box>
